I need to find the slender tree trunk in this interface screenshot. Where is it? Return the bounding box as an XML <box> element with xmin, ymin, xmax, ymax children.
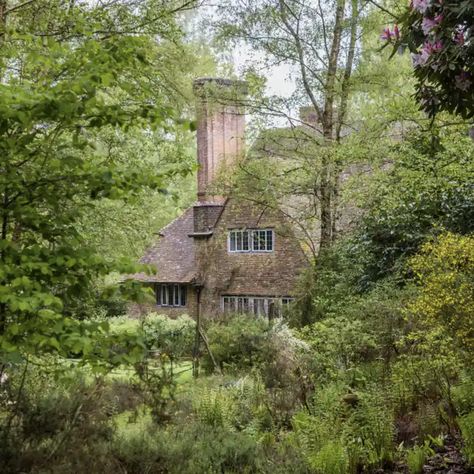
<box><xmin>319</xmin><ymin>0</ymin><xmax>345</xmax><ymax>252</ymax></box>
<box><xmin>331</xmin><ymin>0</ymin><xmax>359</xmax><ymax>244</ymax></box>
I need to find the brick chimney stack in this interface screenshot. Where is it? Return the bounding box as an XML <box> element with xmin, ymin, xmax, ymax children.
<box><xmin>193</xmin><ymin>78</ymin><xmax>248</xmax><ymax>203</ymax></box>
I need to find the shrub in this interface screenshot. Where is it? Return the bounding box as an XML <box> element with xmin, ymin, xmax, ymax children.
<box><xmin>112</xmin><ymin>412</ymin><xmax>163</xmax><ymax>474</ymax></box>
<box><xmin>0</xmin><ymin>366</ymin><xmax>114</xmax><ymax>473</ymax></box>
<box><xmin>310</xmin><ymin>441</ymin><xmax>349</xmax><ymax>474</ymax></box>
<box><xmin>143</xmin><ymin>313</ymin><xmax>195</xmax><ymax>360</ymax></box>
<box><xmin>194</xmin><ymin>388</ymin><xmax>237</xmax><ymax>430</ymax></box>
<box><xmin>406</xmin><ymin>443</ymin><xmax>432</xmax><ymax>474</ymax></box>
<box><xmin>203</xmin><ymin>315</ymin><xmax>271</xmax><ymax>372</ymax></box>
<box><xmin>342</xmin><ymin>389</ymin><xmax>395</xmax><ymax>471</ymax></box>
<box><xmin>452</xmin><ymin>374</ymin><xmax>474</xmax><ymax>416</ymax></box>
<box><xmin>299</xmin><ymin>316</ymin><xmax>378</xmax><ymax>383</ymax></box>
<box><xmin>459</xmin><ymin>411</ymin><xmax>474</xmax><ymax>466</ymax></box>
<box><xmin>408</xmin><ymin>232</ymin><xmax>474</xmax><ymax>353</ymax></box>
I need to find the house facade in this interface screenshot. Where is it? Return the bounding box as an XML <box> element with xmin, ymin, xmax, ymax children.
<box><xmin>133</xmin><ymin>78</ymin><xmax>309</xmax><ymax>319</ymax></box>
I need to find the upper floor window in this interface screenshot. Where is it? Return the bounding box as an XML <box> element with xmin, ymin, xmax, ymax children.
<box><xmin>156</xmin><ymin>284</ymin><xmax>187</xmax><ymax>307</ymax></box>
<box><xmin>228</xmin><ymin>229</ymin><xmax>274</xmax><ymax>253</ymax></box>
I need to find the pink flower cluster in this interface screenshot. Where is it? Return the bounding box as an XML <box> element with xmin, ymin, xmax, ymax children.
<box><xmin>412</xmin><ymin>40</ymin><xmax>443</xmax><ymax>67</ymax></box>
<box><xmin>381</xmin><ymin>25</ymin><xmax>400</xmax><ymax>41</ymax></box>
<box><xmin>421</xmin><ymin>14</ymin><xmax>443</xmax><ymax>35</ymax></box>
<box><xmin>411</xmin><ymin>0</ymin><xmax>431</xmax><ymax>14</ymax></box>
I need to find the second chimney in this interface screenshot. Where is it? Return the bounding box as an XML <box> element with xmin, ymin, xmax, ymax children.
<box><xmin>193</xmin><ymin>78</ymin><xmax>248</xmax><ymax>203</ymax></box>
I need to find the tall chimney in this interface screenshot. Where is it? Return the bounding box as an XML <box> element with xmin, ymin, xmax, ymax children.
<box><xmin>193</xmin><ymin>78</ymin><xmax>248</xmax><ymax>203</ymax></box>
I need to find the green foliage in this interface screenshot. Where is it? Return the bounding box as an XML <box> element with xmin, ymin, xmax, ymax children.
<box><xmin>194</xmin><ymin>387</ymin><xmax>237</xmax><ymax>430</ymax></box>
<box><xmin>406</xmin><ymin>443</ymin><xmax>431</xmax><ymax>474</ymax></box>
<box><xmin>355</xmin><ymin>129</ymin><xmax>474</xmax><ymax>285</ymax></box>
<box><xmin>452</xmin><ymin>374</ymin><xmax>474</xmax><ymax>417</ymax></box>
<box><xmin>0</xmin><ymin>366</ymin><xmax>114</xmax><ymax>473</ymax></box>
<box><xmin>299</xmin><ymin>316</ymin><xmax>378</xmax><ymax>383</ymax></box>
<box><xmin>342</xmin><ymin>389</ymin><xmax>395</xmax><ymax>471</ymax></box>
<box><xmin>459</xmin><ymin>411</ymin><xmax>474</xmax><ymax>466</ymax></box>
<box><xmin>392</xmin><ymin>331</ymin><xmax>462</xmax><ymax>413</ymax></box>
<box><xmin>143</xmin><ymin>313</ymin><xmax>195</xmax><ymax>360</ymax></box>
<box><xmin>203</xmin><ymin>315</ymin><xmax>271</xmax><ymax>372</ymax></box>
<box><xmin>0</xmin><ymin>0</ymin><xmax>209</xmax><ymax>368</ymax></box>
<box><xmin>293</xmin><ymin>383</ymin><xmax>395</xmax><ymax>473</ymax></box>
<box><xmin>310</xmin><ymin>441</ymin><xmax>349</xmax><ymax>474</ymax></box>
<box><xmin>408</xmin><ymin>232</ymin><xmax>474</xmax><ymax>353</ymax></box>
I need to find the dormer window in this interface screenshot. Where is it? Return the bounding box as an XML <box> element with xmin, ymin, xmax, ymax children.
<box><xmin>228</xmin><ymin>229</ymin><xmax>274</xmax><ymax>253</ymax></box>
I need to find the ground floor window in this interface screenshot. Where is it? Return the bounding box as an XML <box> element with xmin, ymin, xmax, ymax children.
<box><xmin>221</xmin><ymin>295</ymin><xmax>294</xmax><ymax>318</ymax></box>
<box><xmin>156</xmin><ymin>284</ymin><xmax>187</xmax><ymax>307</ymax></box>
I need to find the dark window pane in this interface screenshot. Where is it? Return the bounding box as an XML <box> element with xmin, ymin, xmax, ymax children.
<box><xmin>156</xmin><ymin>285</ymin><xmax>161</xmax><ymax>305</ymax></box>
<box><xmin>180</xmin><ymin>286</ymin><xmax>186</xmax><ymax>306</ymax></box>
<box><xmin>230</xmin><ymin>232</ymin><xmax>236</xmax><ymax>251</ymax></box>
<box><xmin>243</xmin><ymin>231</ymin><xmax>249</xmax><ymax>251</ymax></box>
<box><xmin>253</xmin><ymin>231</ymin><xmax>259</xmax><ymax>250</ymax></box>
<box><xmin>267</xmin><ymin>230</ymin><xmax>273</xmax><ymax>250</ymax></box>
<box><xmin>174</xmin><ymin>285</ymin><xmax>179</xmax><ymax>306</ymax></box>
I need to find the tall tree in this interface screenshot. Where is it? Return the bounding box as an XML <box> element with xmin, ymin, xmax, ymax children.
<box><xmin>0</xmin><ymin>0</ymin><xmax>200</xmax><ymax>362</ymax></box>
<box><xmin>213</xmin><ymin>0</ymin><xmax>364</xmax><ymax>251</ymax></box>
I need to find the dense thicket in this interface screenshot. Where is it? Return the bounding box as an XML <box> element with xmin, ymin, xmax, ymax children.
<box><xmin>0</xmin><ymin>0</ymin><xmax>473</xmax><ymax>473</ymax></box>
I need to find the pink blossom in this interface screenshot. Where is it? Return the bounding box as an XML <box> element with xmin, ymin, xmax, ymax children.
<box><xmin>380</xmin><ymin>27</ymin><xmax>393</xmax><ymax>41</ymax></box>
<box><xmin>422</xmin><ymin>14</ymin><xmax>443</xmax><ymax>35</ymax></box>
<box><xmin>412</xmin><ymin>40</ymin><xmax>443</xmax><ymax>67</ymax></box>
<box><xmin>432</xmin><ymin>40</ymin><xmax>443</xmax><ymax>52</ymax></box>
<box><xmin>412</xmin><ymin>50</ymin><xmax>430</xmax><ymax>67</ymax></box>
<box><xmin>411</xmin><ymin>0</ymin><xmax>431</xmax><ymax>13</ymax></box>
<box><xmin>455</xmin><ymin>72</ymin><xmax>472</xmax><ymax>92</ymax></box>
<box><xmin>394</xmin><ymin>24</ymin><xmax>400</xmax><ymax>40</ymax></box>
<box><xmin>423</xmin><ymin>40</ymin><xmax>443</xmax><ymax>54</ymax></box>
<box><xmin>381</xmin><ymin>26</ymin><xmax>400</xmax><ymax>41</ymax></box>
<box><xmin>422</xmin><ymin>17</ymin><xmax>437</xmax><ymax>35</ymax></box>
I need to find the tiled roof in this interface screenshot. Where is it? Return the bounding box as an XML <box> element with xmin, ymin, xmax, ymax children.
<box><xmin>133</xmin><ymin>207</ymin><xmax>198</xmax><ymax>283</ymax></box>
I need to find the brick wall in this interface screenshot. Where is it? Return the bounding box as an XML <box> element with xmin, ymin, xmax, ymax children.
<box><xmin>196</xmin><ymin>197</ymin><xmax>310</xmax><ymax>317</ymax></box>
<box><xmin>128</xmin><ymin>284</ymin><xmax>199</xmax><ymax>319</ymax></box>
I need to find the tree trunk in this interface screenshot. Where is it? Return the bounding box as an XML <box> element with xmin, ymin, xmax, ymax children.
<box><xmin>319</xmin><ymin>0</ymin><xmax>345</xmax><ymax>252</ymax></box>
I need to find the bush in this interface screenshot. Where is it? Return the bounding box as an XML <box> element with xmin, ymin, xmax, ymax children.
<box><xmin>406</xmin><ymin>442</ymin><xmax>433</xmax><ymax>474</ymax></box>
<box><xmin>194</xmin><ymin>388</ymin><xmax>237</xmax><ymax>430</ymax></box>
<box><xmin>0</xmin><ymin>365</ymin><xmax>114</xmax><ymax>473</ymax></box>
<box><xmin>342</xmin><ymin>388</ymin><xmax>395</xmax><ymax>471</ymax></box>
<box><xmin>143</xmin><ymin>313</ymin><xmax>195</xmax><ymax>360</ymax></box>
<box><xmin>310</xmin><ymin>441</ymin><xmax>349</xmax><ymax>474</ymax></box>
<box><xmin>299</xmin><ymin>316</ymin><xmax>378</xmax><ymax>383</ymax></box>
<box><xmin>459</xmin><ymin>411</ymin><xmax>474</xmax><ymax>466</ymax></box>
<box><xmin>203</xmin><ymin>315</ymin><xmax>271</xmax><ymax>372</ymax></box>
<box><xmin>112</xmin><ymin>412</ymin><xmax>163</xmax><ymax>474</ymax></box>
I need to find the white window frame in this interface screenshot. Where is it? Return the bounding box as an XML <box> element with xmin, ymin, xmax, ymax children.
<box><xmin>156</xmin><ymin>284</ymin><xmax>187</xmax><ymax>307</ymax></box>
<box><xmin>228</xmin><ymin>229</ymin><xmax>251</xmax><ymax>252</ymax></box>
<box><xmin>228</xmin><ymin>229</ymin><xmax>274</xmax><ymax>253</ymax></box>
<box><xmin>221</xmin><ymin>295</ymin><xmax>292</xmax><ymax>318</ymax></box>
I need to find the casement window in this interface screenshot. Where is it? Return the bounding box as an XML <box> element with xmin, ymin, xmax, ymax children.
<box><xmin>228</xmin><ymin>229</ymin><xmax>250</xmax><ymax>252</ymax></box>
<box><xmin>156</xmin><ymin>284</ymin><xmax>187</xmax><ymax>307</ymax></box>
<box><xmin>221</xmin><ymin>295</ymin><xmax>293</xmax><ymax>318</ymax></box>
<box><xmin>228</xmin><ymin>229</ymin><xmax>274</xmax><ymax>253</ymax></box>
